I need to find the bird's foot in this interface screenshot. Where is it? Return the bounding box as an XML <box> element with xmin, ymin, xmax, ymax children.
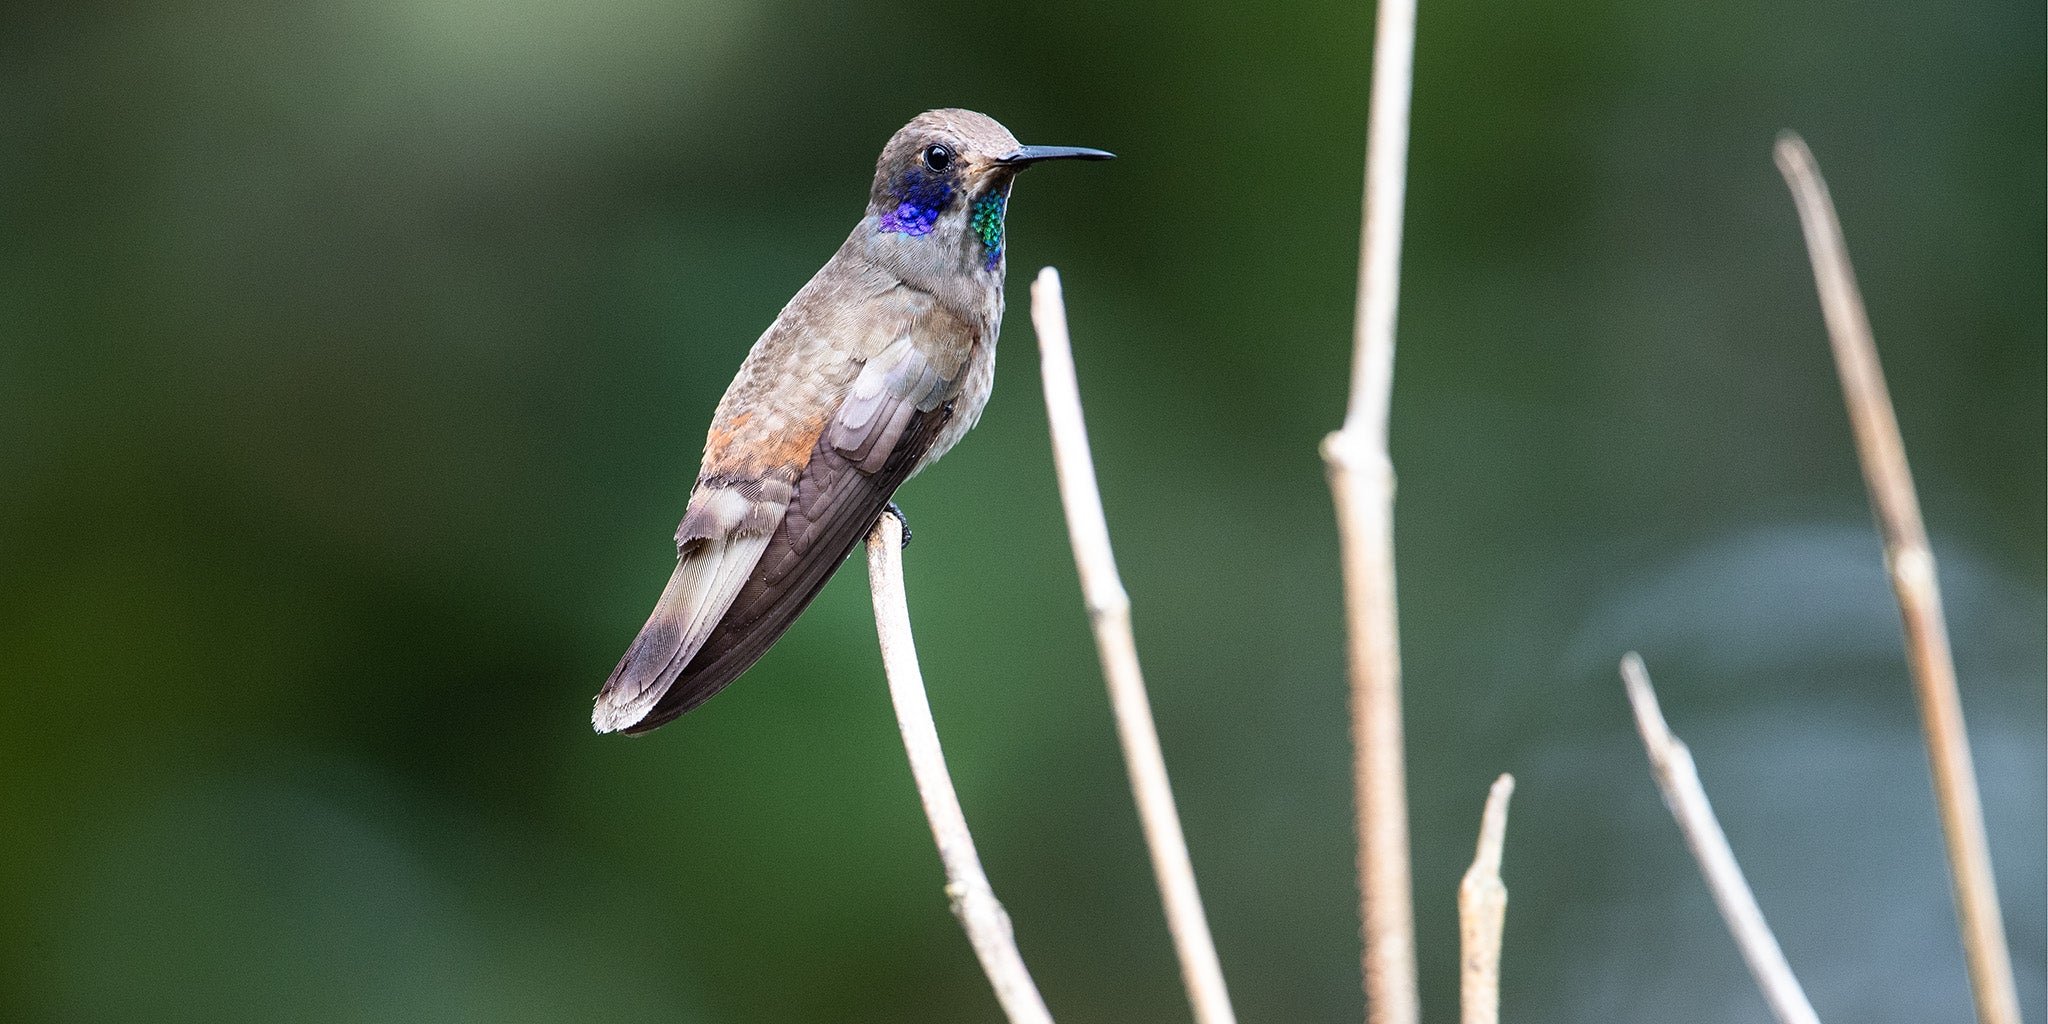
<box><xmin>882</xmin><ymin>501</ymin><xmax>912</xmax><ymax>548</ymax></box>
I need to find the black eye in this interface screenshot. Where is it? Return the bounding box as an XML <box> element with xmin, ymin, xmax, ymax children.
<box><xmin>921</xmin><ymin>144</ymin><xmax>954</xmax><ymax>173</ymax></box>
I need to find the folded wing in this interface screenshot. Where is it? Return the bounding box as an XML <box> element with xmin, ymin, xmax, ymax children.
<box><xmin>594</xmin><ymin>330</ymin><xmax>961</xmax><ymax>733</ymax></box>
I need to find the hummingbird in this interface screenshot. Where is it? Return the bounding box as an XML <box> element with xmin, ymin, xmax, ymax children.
<box><xmin>593</xmin><ymin>109</ymin><xmax>1112</xmax><ymax>734</ymax></box>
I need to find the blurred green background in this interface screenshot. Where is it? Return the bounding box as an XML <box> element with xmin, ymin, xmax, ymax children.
<box><xmin>4</xmin><ymin>0</ymin><xmax>2042</xmax><ymax>1020</ymax></box>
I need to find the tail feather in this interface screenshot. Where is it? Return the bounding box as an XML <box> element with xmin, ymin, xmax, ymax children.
<box><xmin>593</xmin><ymin>530</ymin><xmax>772</xmax><ymax>733</ymax></box>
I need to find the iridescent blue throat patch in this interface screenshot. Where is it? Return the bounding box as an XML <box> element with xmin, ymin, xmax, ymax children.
<box><xmin>970</xmin><ymin>191</ymin><xmax>1006</xmax><ymax>270</ymax></box>
<box><xmin>877</xmin><ymin>170</ymin><xmax>955</xmax><ymax>237</ymax></box>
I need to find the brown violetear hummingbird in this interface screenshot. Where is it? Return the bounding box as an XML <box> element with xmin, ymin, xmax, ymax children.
<box><xmin>593</xmin><ymin>109</ymin><xmax>1112</xmax><ymax>734</ymax></box>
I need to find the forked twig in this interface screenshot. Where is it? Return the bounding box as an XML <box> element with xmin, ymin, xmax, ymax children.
<box><xmin>1029</xmin><ymin>267</ymin><xmax>1238</xmax><ymax>1024</ymax></box>
<box><xmin>1321</xmin><ymin>0</ymin><xmax>1423</xmax><ymax>1017</ymax></box>
<box><xmin>1773</xmin><ymin>133</ymin><xmax>2022</xmax><ymax>1024</ymax></box>
<box><xmin>866</xmin><ymin>512</ymin><xmax>1054</xmax><ymax>1024</ymax></box>
<box><xmin>1458</xmin><ymin>774</ymin><xmax>1515</xmax><ymax>1024</ymax></box>
<box><xmin>1620</xmin><ymin>654</ymin><xmax>1822</xmax><ymax>1024</ymax></box>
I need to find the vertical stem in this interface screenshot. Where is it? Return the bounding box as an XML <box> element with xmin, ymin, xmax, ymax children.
<box><xmin>1322</xmin><ymin>440</ymin><xmax>1416</xmax><ymax>1024</ymax></box>
<box><xmin>1324</xmin><ymin>0</ymin><xmax>1422</xmax><ymax>1019</ymax></box>
<box><xmin>1774</xmin><ymin>134</ymin><xmax>2022</xmax><ymax>1024</ymax></box>
<box><xmin>1031</xmin><ymin>268</ymin><xmax>1238</xmax><ymax>1024</ymax></box>
<box><xmin>1458</xmin><ymin>775</ymin><xmax>1515</xmax><ymax>1024</ymax></box>
<box><xmin>1347</xmin><ymin>0</ymin><xmax>1419</xmax><ymax>435</ymax></box>
<box><xmin>867</xmin><ymin>513</ymin><xmax>1056</xmax><ymax>1024</ymax></box>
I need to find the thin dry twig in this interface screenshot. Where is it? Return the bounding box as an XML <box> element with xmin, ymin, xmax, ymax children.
<box><xmin>1458</xmin><ymin>774</ymin><xmax>1514</xmax><ymax>1024</ymax></box>
<box><xmin>866</xmin><ymin>512</ymin><xmax>1054</xmax><ymax>1024</ymax></box>
<box><xmin>1773</xmin><ymin>133</ymin><xmax>2022</xmax><ymax>1024</ymax></box>
<box><xmin>1029</xmin><ymin>267</ymin><xmax>1238</xmax><ymax>1024</ymax></box>
<box><xmin>1320</xmin><ymin>0</ymin><xmax>1422</xmax><ymax>1018</ymax></box>
<box><xmin>1620</xmin><ymin>654</ymin><xmax>1822</xmax><ymax>1024</ymax></box>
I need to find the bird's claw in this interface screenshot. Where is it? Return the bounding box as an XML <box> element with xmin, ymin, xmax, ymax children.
<box><xmin>883</xmin><ymin>501</ymin><xmax>912</xmax><ymax>548</ymax></box>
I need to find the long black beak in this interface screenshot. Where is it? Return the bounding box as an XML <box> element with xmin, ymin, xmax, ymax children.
<box><xmin>996</xmin><ymin>145</ymin><xmax>1116</xmax><ymax>167</ymax></box>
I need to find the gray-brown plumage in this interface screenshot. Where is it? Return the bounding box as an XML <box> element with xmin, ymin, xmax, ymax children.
<box><xmin>594</xmin><ymin>109</ymin><xmax>1111</xmax><ymax>734</ymax></box>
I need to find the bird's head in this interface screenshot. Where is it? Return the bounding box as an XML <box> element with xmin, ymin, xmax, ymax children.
<box><xmin>865</xmin><ymin>109</ymin><xmax>1112</xmax><ymax>275</ymax></box>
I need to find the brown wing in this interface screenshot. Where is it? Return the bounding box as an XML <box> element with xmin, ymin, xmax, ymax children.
<box><xmin>604</xmin><ymin>332</ymin><xmax>965</xmax><ymax>734</ymax></box>
<box><xmin>615</xmin><ymin>400</ymin><xmax>954</xmax><ymax>732</ymax></box>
